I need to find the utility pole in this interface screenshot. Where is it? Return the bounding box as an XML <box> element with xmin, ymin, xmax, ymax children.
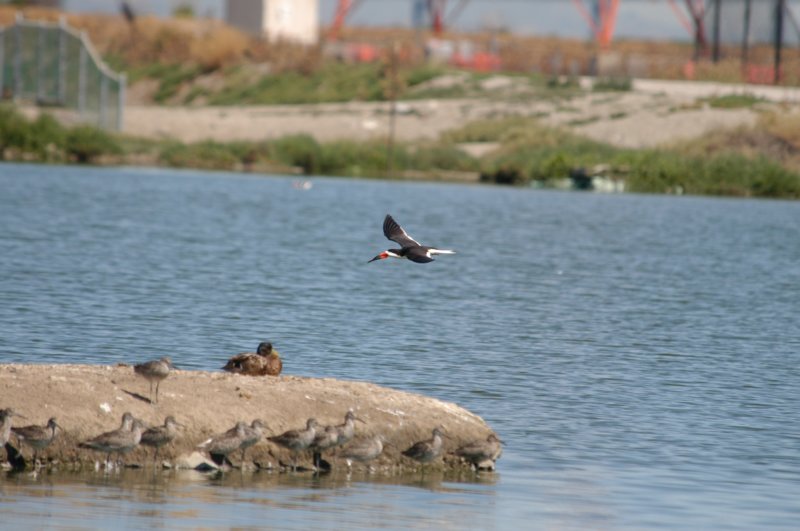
<box><xmin>385</xmin><ymin>42</ymin><xmax>400</xmax><ymax>178</ymax></box>
<box><xmin>742</xmin><ymin>0</ymin><xmax>752</xmax><ymax>68</ymax></box>
<box><xmin>711</xmin><ymin>0</ymin><xmax>722</xmax><ymax>63</ymax></box>
<box><xmin>775</xmin><ymin>0</ymin><xmax>785</xmax><ymax>84</ymax></box>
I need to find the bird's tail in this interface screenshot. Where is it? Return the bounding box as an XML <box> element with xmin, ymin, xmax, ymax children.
<box><xmin>430</xmin><ymin>249</ymin><xmax>456</xmax><ymax>255</ymax></box>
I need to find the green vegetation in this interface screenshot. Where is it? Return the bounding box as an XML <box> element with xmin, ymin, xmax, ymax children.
<box><xmin>0</xmin><ymin>106</ymin><xmax>119</xmax><ymax>163</ymax></box>
<box><xmin>592</xmin><ymin>77</ymin><xmax>633</xmax><ymax>92</ymax></box>
<box><xmin>125</xmin><ymin>62</ymin><xmax>471</xmax><ymax>106</ymax></box>
<box><xmin>704</xmin><ymin>93</ymin><xmax>765</xmax><ymax>109</ymax></box>
<box><xmin>468</xmin><ymin>116</ymin><xmax>800</xmax><ymax>198</ymax></box>
<box><xmin>2</xmin><ymin>104</ymin><xmax>799</xmax><ymax>199</ymax></box>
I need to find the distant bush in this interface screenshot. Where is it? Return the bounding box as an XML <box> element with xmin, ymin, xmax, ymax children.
<box><xmin>159</xmin><ymin>140</ymin><xmax>242</xmax><ymax>170</ymax></box>
<box><xmin>705</xmin><ymin>93</ymin><xmax>764</xmax><ymax>109</ymax></box>
<box><xmin>65</xmin><ymin>126</ymin><xmax>121</xmax><ymax>163</ymax></box>
<box><xmin>472</xmin><ymin>117</ymin><xmax>800</xmax><ymax>198</ymax></box>
<box><xmin>318</xmin><ymin>140</ymin><xmax>391</xmax><ymax>176</ymax></box>
<box><xmin>593</xmin><ymin>77</ymin><xmax>632</xmax><ymax>92</ymax></box>
<box><xmin>411</xmin><ymin>144</ymin><xmax>478</xmax><ymax>172</ymax></box>
<box><xmin>0</xmin><ymin>107</ymin><xmax>66</xmax><ymax>158</ymax></box>
<box><xmin>269</xmin><ymin>134</ymin><xmax>323</xmax><ymax>174</ymax></box>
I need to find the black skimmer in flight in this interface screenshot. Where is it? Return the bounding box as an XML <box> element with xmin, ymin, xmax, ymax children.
<box><xmin>368</xmin><ymin>214</ymin><xmax>455</xmax><ymax>264</ymax></box>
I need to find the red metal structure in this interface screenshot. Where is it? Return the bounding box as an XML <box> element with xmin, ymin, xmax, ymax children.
<box><xmin>571</xmin><ymin>0</ymin><xmax>621</xmax><ymax>49</ymax></box>
<box><xmin>328</xmin><ymin>1</ymin><xmax>720</xmax><ymax>55</ymax></box>
<box><xmin>329</xmin><ymin>0</ymin><xmax>365</xmax><ymax>40</ymax></box>
<box><xmin>330</xmin><ymin>0</ymin><xmax>468</xmax><ymax>39</ymax></box>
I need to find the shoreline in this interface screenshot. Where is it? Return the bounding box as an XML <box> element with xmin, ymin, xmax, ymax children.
<box><xmin>0</xmin><ymin>363</ymin><xmax>496</xmax><ymax>472</ymax></box>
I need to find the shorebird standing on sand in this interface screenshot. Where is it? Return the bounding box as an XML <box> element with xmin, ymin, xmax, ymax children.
<box><xmin>334</xmin><ymin>410</ymin><xmax>366</xmax><ymax>448</ymax></box>
<box><xmin>310</xmin><ymin>425</ymin><xmax>340</xmax><ymax>471</ymax></box>
<box><xmin>402</xmin><ymin>427</ymin><xmax>447</xmax><ymax>469</ymax></box>
<box><xmin>134</xmin><ymin>357</ymin><xmax>174</xmax><ymax>404</ymax></box>
<box><xmin>222</xmin><ymin>342</ymin><xmax>282</xmax><ymax>376</ymax></box>
<box><xmin>453</xmin><ymin>433</ymin><xmax>503</xmax><ymax>470</ymax></box>
<box><xmin>198</xmin><ymin>421</ymin><xmax>250</xmax><ymax>468</ymax></box>
<box><xmin>11</xmin><ymin>417</ymin><xmax>61</xmax><ymax>467</ymax></box>
<box><xmin>235</xmin><ymin>419</ymin><xmax>267</xmax><ymax>463</ymax></box>
<box><xmin>140</xmin><ymin>415</ymin><xmax>184</xmax><ymax>465</ymax></box>
<box><xmin>341</xmin><ymin>434</ymin><xmax>389</xmax><ymax>472</ymax></box>
<box><xmin>79</xmin><ymin>413</ymin><xmax>145</xmax><ymax>469</ymax></box>
<box><xmin>268</xmin><ymin>418</ymin><xmax>319</xmax><ymax>472</ymax></box>
<box><xmin>368</xmin><ymin>214</ymin><xmax>455</xmax><ymax>264</ymax></box>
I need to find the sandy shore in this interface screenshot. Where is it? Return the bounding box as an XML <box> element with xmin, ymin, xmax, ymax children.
<box><xmin>119</xmin><ymin>78</ymin><xmax>800</xmax><ymax>149</ymax></box>
<box><xmin>0</xmin><ymin>363</ymin><xmax>494</xmax><ymax>472</ymax></box>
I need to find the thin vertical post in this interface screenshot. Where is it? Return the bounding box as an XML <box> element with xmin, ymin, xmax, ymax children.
<box><xmin>711</xmin><ymin>0</ymin><xmax>721</xmax><ymax>63</ymax></box>
<box><xmin>775</xmin><ymin>0</ymin><xmax>785</xmax><ymax>84</ymax></box>
<box><xmin>742</xmin><ymin>0</ymin><xmax>752</xmax><ymax>68</ymax></box>
<box><xmin>100</xmin><ymin>73</ymin><xmax>108</xmax><ymax>129</ymax></box>
<box><xmin>78</xmin><ymin>33</ymin><xmax>86</xmax><ymax>115</ymax></box>
<box><xmin>0</xmin><ymin>29</ymin><xmax>5</xmax><ymax>98</ymax></box>
<box><xmin>385</xmin><ymin>41</ymin><xmax>399</xmax><ymax>178</ymax></box>
<box><xmin>117</xmin><ymin>72</ymin><xmax>126</xmax><ymax>131</ymax></box>
<box><xmin>36</xmin><ymin>22</ymin><xmax>44</xmax><ymax>103</ymax></box>
<box><xmin>58</xmin><ymin>16</ymin><xmax>67</xmax><ymax>104</ymax></box>
<box><xmin>14</xmin><ymin>13</ymin><xmax>23</xmax><ymax>101</ymax></box>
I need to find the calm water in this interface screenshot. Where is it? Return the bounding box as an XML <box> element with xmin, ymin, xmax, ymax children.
<box><xmin>1</xmin><ymin>162</ymin><xmax>799</xmax><ymax>529</ymax></box>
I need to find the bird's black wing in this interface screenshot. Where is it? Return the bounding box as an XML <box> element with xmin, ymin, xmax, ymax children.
<box><xmin>405</xmin><ymin>247</ymin><xmax>434</xmax><ymax>263</ymax></box>
<box><xmin>383</xmin><ymin>215</ymin><xmax>421</xmax><ymax>247</ymax></box>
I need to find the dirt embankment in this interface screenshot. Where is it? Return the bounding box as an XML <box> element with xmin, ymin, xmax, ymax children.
<box><xmin>120</xmin><ymin>79</ymin><xmax>799</xmax><ymax>149</ymax></box>
<box><xmin>0</xmin><ymin>364</ymin><xmax>495</xmax><ymax>472</ymax></box>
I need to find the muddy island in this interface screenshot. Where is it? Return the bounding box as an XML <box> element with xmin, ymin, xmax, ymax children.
<box><xmin>0</xmin><ymin>364</ymin><xmax>499</xmax><ymax>473</ymax></box>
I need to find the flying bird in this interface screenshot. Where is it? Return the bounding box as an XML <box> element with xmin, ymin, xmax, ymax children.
<box><xmin>368</xmin><ymin>214</ymin><xmax>455</xmax><ymax>264</ymax></box>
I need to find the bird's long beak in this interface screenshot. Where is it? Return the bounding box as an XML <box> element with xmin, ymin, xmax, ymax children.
<box><xmin>355</xmin><ymin>416</ymin><xmax>367</xmax><ymax>424</ymax></box>
<box><xmin>368</xmin><ymin>252</ymin><xmax>388</xmax><ymax>263</ymax></box>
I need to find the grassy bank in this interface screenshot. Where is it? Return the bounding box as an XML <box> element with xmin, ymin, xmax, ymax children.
<box><xmin>2</xmin><ymin>105</ymin><xmax>799</xmax><ymax>199</ymax></box>
<box><xmin>461</xmin><ymin>116</ymin><xmax>800</xmax><ymax>198</ymax></box>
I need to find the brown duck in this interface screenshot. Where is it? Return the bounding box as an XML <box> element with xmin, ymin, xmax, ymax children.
<box><xmin>222</xmin><ymin>342</ymin><xmax>282</xmax><ymax>376</ymax></box>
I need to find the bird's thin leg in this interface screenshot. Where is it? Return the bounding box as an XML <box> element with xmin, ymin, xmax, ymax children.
<box><xmin>155</xmin><ymin>382</ymin><xmax>160</xmax><ymax>404</ymax></box>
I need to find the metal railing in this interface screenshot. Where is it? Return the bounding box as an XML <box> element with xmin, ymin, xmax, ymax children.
<box><xmin>0</xmin><ymin>13</ymin><xmax>125</xmax><ymax>130</ymax></box>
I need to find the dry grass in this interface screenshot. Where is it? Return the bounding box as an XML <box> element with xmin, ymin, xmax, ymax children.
<box><xmin>760</xmin><ymin>110</ymin><xmax>800</xmax><ymax>150</ymax></box>
<box><xmin>0</xmin><ymin>6</ymin><xmax>319</xmax><ymax>72</ymax></box>
<box><xmin>4</xmin><ymin>6</ymin><xmax>800</xmax><ymax>86</ymax></box>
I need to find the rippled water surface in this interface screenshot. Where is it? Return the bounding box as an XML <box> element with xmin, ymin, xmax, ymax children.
<box><xmin>1</xmin><ymin>163</ymin><xmax>799</xmax><ymax>529</ymax></box>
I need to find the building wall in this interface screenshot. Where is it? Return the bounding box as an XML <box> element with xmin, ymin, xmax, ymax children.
<box><xmin>226</xmin><ymin>0</ymin><xmax>318</xmax><ymax>45</ymax></box>
<box><xmin>265</xmin><ymin>0</ymin><xmax>318</xmax><ymax>45</ymax></box>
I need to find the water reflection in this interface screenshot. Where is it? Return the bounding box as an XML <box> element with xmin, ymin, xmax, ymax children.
<box><xmin>1</xmin><ymin>467</ymin><xmax>501</xmax><ymax>528</ymax></box>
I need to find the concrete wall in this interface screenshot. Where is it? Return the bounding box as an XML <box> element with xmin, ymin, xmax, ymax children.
<box><xmin>226</xmin><ymin>0</ymin><xmax>319</xmax><ymax>45</ymax></box>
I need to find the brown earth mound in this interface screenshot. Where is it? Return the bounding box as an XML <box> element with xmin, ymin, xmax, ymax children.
<box><xmin>0</xmin><ymin>364</ymin><xmax>496</xmax><ymax>472</ymax></box>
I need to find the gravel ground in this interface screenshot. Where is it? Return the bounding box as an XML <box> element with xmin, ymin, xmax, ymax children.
<box><xmin>120</xmin><ymin>78</ymin><xmax>800</xmax><ymax>148</ymax></box>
